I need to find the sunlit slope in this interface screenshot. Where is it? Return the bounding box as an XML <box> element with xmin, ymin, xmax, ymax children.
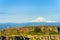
<box><xmin>0</xmin><ymin>26</ymin><xmax>60</xmax><ymax>36</ymax></box>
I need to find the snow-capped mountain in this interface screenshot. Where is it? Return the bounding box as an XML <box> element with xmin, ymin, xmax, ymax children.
<box><xmin>30</xmin><ymin>17</ymin><xmax>58</xmax><ymax>23</ymax></box>
<box><xmin>0</xmin><ymin>17</ymin><xmax>60</xmax><ymax>30</ymax></box>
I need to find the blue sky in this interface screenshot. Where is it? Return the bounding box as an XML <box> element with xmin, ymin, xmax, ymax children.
<box><xmin>0</xmin><ymin>0</ymin><xmax>60</xmax><ymax>23</ymax></box>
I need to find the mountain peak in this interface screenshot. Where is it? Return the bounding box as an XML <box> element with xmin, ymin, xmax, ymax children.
<box><xmin>34</xmin><ymin>17</ymin><xmax>45</xmax><ymax>22</ymax></box>
<box><xmin>30</xmin><ymin>17</ymin><xmax>59</xmax><ymax>23</ymax></box>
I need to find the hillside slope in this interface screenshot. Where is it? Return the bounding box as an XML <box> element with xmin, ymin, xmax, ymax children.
<box><xmin>0</xmin><ymin>26</ymin><xmax>60</xmax><ymax>36</ymax></box>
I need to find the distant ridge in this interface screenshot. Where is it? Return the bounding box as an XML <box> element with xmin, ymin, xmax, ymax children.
<box><xmin>0</xmin><ymin>22</ymin><xmax>60</xmax><ymax>30</ymax></box>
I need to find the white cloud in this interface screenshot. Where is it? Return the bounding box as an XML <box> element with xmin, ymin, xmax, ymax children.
<box><xmin>46</xmin><ymin>20</ymin><xmax>58</xmax><ymax>23</ymax></box>
<box><xmin>30</xmin><ymin>17</ymin><xmax>59</xmax><ymax>23</ymax></box>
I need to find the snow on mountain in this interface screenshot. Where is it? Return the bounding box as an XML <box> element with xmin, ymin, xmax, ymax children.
<box><xmin>30</xmin><ymin>17</ymin><xmax>59</xmax><ymax>23</ymax></box>
<box><xmin>0</xmin><ymin>17</ymin><xmax>60</xmax><ymax>30</ymax></box>
<box><xmin>31</xmin><ymin>17</ymin><xmax>46</xmax><ymax>22</ymax></box>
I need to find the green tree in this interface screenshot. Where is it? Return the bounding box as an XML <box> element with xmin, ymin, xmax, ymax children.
<box><xmin>33</xmin><ymin>27</ymin><xmax>42</xmax><ymax>33</ymax></box>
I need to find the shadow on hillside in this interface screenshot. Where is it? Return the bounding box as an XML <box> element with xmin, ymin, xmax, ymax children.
<box><xmin>0</xmin><ymin>36</ymin><xmax>29</xmax><ymax>40</ymax></box>
<box><xmin>57</xmin><ymin>27</ymin><xmax>60</xmax><ymax>32</ymax></box>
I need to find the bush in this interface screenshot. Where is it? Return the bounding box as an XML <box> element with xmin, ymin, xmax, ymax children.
<box><xmin>33</xmin><ymin>27</ymin><xmax>42</xmax><ymax>33</ymax></box>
